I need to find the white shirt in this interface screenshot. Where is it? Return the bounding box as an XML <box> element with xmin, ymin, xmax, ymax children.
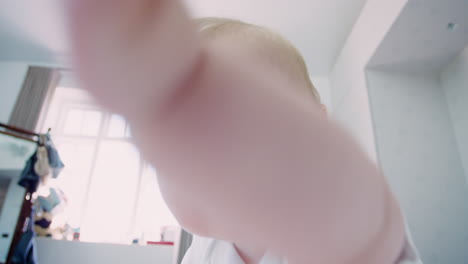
<box><xmin>182</xmin><ymin>227</ymin><xmax>423</xmax><ymax>264</ymax></box>
<box><xmin>182</xmin><ymin>236</ymin><xmax>286</xmax><ymax>264</ymax></box>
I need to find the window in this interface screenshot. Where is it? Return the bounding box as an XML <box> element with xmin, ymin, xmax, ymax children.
<box><xmin>40</xmin><ymin>86</ymin><xmax>178</xmax><ymax>245</ymax></box>
<box><xmin>62</xmin><ymin>109</ymin><xmax>102</xmax><ymax>136</ymax></box>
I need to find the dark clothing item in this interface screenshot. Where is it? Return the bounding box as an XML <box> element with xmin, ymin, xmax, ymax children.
<box><xmin>34</xmin><ymin>218</ymin><xmax>52</xmax><ymax>229</ymax></box>
<box><xmin>44</xmin><ymin>133</ymin><xmax>64</xmax><ymax>178</ymax></box>
<box><xmin>18</xmin><ymin>154</ymin><xmax>40</xmax><ymax>192</ymax></box>
<box><xmin>18</xmin><ymin>133</ymin><xmax>65</xmax><ymax>191</ymax></box>
<box><xmin>12</xmin><ymin>210</ymin><xmax>38</xmax><ymax>264</ymax></box>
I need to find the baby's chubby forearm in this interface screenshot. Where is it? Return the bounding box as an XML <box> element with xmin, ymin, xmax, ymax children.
<box><xmin>132</xmin><ymin>44</ymin><xmax>404</xmax><ymax>264</ymax></box>
<box><xmin>67</xmin><ymin>0</ymin><xmax>404</xmax><ymax>263</ymax></box>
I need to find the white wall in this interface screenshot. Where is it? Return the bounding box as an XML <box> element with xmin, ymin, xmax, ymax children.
<box><xmin>366</xmin><ymin>70</ymin><xmax>468</xmax><ymax>264</ymax></box>
<box><xmin>36</xmin><ymin>237</ymin><xmax>173</xmax><ymax>264</ymax></box>
<box><xmin>441</xmin><ymin>45</ymin><xmax>468</xmax><ymax>183</ymax></box>
<box><xmin>329</xmin><ymin>0</ymin><xmax>408</xmax><ymax>161</ymax></box>
<box><xmin>0</xmin><ymin>62</ymin><xmax>29</xmax><ymax>123</ymax></box>
<box><xmin>310</xmin><ymin>75</ymin><xmax>331</xmax><ymax>109</ymax></box>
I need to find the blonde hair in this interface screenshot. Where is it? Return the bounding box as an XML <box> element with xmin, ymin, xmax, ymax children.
<box><xmin>195</xmin><ymin>17</ymin><xmax>320</xmax><ymax>103</ymax></box>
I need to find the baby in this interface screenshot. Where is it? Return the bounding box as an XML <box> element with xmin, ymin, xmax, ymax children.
<box><xmin>67</xmin><ymin>1</ymin><xmax>421</xmax><ymax>263</ymax></box>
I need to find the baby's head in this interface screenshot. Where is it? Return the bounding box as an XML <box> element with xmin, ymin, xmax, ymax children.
<box><xmin>196</xmin><ymin>17</ymin><xmax>321</xmax><ymax>104</ymax></box>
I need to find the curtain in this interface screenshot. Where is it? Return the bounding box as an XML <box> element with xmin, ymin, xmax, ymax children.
<box><xmin>8</xmin><ymin>66</ymin><xmax>60</xmax><ymax>131</ymax></box>
<box><xmin>176</xmin><ymin>229</ymin><xmax>193</xmax><ymax>264</ymax></box>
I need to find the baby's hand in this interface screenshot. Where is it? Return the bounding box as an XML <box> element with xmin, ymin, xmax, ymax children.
<box><xmin>67</xmin><ymin>0</ymin><xmax>200</xmax><ymax>118</ymax></box>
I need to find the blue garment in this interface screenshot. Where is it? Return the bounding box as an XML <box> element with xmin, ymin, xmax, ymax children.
<box><xmin>44</xmin><ymin>133</ymin><xmax>64</xmax><ymax>178</ymax></box>
<box><xmin>18</xmin><ymin>133</ymin><xmax>65</xmax><ymax>191</ymax></box>
<box><xmin>18</xmin><ymin>154</ymin><xmax>40</xmax><ymax>192</ymax></box>
<box><xmin>12</xmin><ymin>210</ymin><xmax>38</xmax><ymax>264</ymax></box>
<box><xmin>37</xmin><ymin>188</ymin><xmax>61</xmax><ymax>212</ymax></box>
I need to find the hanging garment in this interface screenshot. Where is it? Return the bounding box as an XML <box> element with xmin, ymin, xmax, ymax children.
<box><xmin>18</xmin><ymin>153</ymin><xmax>40</xmax><ymax>192</ymax></box>
<box><xmin>11</xmin><ymin>210</ymin><xmax>38</xmax><ymax>264</ymax></box>
<box><xmin>43</xmin><ymin>133</ymin><xmax>64</xmax><ymax>178</ymax></box>
<box><xmin>33</xmin><ymin>210</ymin><xmax>53</xmax><ymax>237</ymax></box>
<box><xmin>37</xmin><ymin>188</ymin><xmax>61</xmax><ymax>212</ymax></box>
<box><xmin>34</xmin><ymin>225</ymin><xmax>51</xmax><ymax>237</ymax></box>
<box><xmin>34</xmin><ymin>146</ymin><xmax>50</xmax><ymax>177</ymax></box>
<box><xmin>34</xmin><ymin>218</ymin><xmax>52</xmax><ymax>229</ymax></box>
<box><xmin>18</xmin><ymin>133</ymin><xmax>64</xmax><ymax>191</ymax></box>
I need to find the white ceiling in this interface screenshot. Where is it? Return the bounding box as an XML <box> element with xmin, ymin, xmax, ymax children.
<box><xmin>0</xmin><ymin>0</ymin><xmax>367</xmax><ymax>75</ymax></box>
<box><xmin>0</xmin><ymin>0</ymin><xmax>67</xmax><ymax>62</ymax></box>
<box><xmin>368</xmin><ymin>0</ymin><xmax>468</xmax><ymax>74</ymax></box>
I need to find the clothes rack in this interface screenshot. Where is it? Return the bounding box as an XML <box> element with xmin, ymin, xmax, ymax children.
<box><xmin>0</xmin><ymin>122</ymin><xmax>38</xmax><ymax>143</ymax></box>
<box><xmin>0</xmin><ymin>122</ymin><xmax>51</xmax><ymax>144</ymax></box>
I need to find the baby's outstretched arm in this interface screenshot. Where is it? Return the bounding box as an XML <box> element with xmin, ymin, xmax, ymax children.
<box><xmin>67</xmin><ymin>0</ymin><xmax>404</xmax><ymax>263</ymax></box>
